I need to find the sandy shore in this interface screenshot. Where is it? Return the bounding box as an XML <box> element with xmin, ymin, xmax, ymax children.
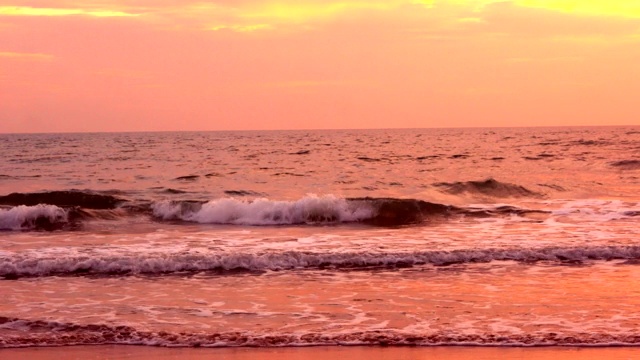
<box><xmin>1</xmin><ymin>346</ymin><xmax>639</xmax><ymax>360</ymax></box>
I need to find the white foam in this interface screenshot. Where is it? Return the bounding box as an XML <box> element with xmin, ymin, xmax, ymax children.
<box><xmin>0</xmin><ymin>204</ymin><xmax>68</xmax><ymax>230</ymax></box>
<box><xmin>548</xmin><ymin>199</ymin><xmax>639</xmax><ymax>222</ymax></box>
<box><xmin>2</xmin><ymin>245</ymin><xmax>640</xmax><ymax>278</ymax></box>
<box><xmin>152</xmin><ymin>194</ymin><xmax>375</xmax><ymax>225</ymax></box>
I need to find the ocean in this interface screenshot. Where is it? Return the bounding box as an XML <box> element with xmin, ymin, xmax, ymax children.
<box><xmin>1</xmin><ymin>126</ymin><xmax>639</xmax><ymax>347</ymax></box>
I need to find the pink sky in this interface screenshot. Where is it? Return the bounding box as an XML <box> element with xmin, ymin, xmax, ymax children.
<box><xmin>1</xmin><ymin>1</ymin><xmax>639</xmax><ymax>132</ymax></box>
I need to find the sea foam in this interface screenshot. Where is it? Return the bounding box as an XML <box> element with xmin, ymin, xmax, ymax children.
<box><xmin>3</xmin><ymin>245</ymin><xmax>640</xmax><ymax>278</ymax></box>
<box><xmin>0</xmin><ymin>205</ymin><xmax>68</xmax><ymax>230</ymax></box>
<box><xmin>152</xmin><ymin>194</ymin><xmax>374</xmax><ymax>225</ymax></box>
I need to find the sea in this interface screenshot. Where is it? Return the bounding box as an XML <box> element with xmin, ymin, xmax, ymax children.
<box><xmin>1</xmin><ymin>126</ymin><xmax>639</xmax><ymax>348</ymax></box>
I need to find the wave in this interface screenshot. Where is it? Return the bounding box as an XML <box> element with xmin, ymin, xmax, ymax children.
<box><xmin>0</xmin><ymin>191</ymin><xmax>125</xmax><ymax>209</ymax></box>
<box><xmin>2</xmin><ymin>317</ymin><xmax>640</xmax><ymax>347</ymax></box>
<box><xmin>610</xmin><ymin>160</ymin><xmax>640</xmax><ymax>170</ymax></box>
<box><xmin>2</xmin><ymin>245</ymin><xmax>639</xmax><ymax>279</ymax></box>
<box><xmin>150</xmin><ymin>195</ymin><xmax>515</xmax><ymax>226</ymax></box>
<box><xmin>173</xmin><ymin>175</ymin><xmax>200</xmax><ymax>181</ymax></box>
<box><xmin>0</xmin><ymin>204</ymin><xmax>134</xmax><ymax>231</ymax></box>
<box><xmin>223</xmin><ymin>190</ymin><xmax>264</xmax><ymax>197</ymax></box>
<box><xmin>0</xmin><ymin>192</ymin><xmax>553</xmax><ymax>230</ymax></box>
<box><xmin>0</xmin><ymin>205</ymin><xmax>69</xmax><ymax>231</ymax></box>
<box><xmin>152</xmin><ymin>195</ymin><xmax>375</xmax><ymax>225</ymax></box>
<box><xmin>433</xmin><ymin>178</ymin><xmax>544</xmax><ymax>198</ymax></box>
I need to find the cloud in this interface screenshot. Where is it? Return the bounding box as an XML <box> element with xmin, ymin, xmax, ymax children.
<box><xmin>3</xmin><ymin>1</ymin><xmax>638</xmax><ymax>35</ymax></box>
<box><xmin>0</xmin><ymin>6</ymin><xmax>139</xmax><ymax>17</ymax></box>
<box><xmin>209</xmin><ymin>24</ymin><xmax>272</xmax><ymax>32</ymax></box>
<box><xmin>515</xmin><ymin>0</ymin><xmax>640</xmax><ymax>19</ymax></box>
<box><xmin>239</xmin><ymin>2</ymin><xmax>396</xmax><ymax>23</ymax></box>
<box><xmin>481</xmin><ymin>2</ymin><xmax>640</xmax><ymax>38</ymax></box>
<box><xmin>400</xmin><ymin>1</ymin><xmax>640</xmax><ymax>42</ymax></box>
<box><xmin>154</xmin><ymin>1</ymin><xmax>421</xmax><ymax>32</ymax></box>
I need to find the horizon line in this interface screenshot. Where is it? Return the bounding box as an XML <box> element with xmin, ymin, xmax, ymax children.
<box><xmin>1</xmin><ymin>124</ymin><xmax>638</xmax><ymax>135</ymax></box>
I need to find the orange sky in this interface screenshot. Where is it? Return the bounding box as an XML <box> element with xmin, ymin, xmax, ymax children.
<box><xmin>1</xmin><ymin>1</ymin><xmax>639</xmax><ymax>132</ymax></box>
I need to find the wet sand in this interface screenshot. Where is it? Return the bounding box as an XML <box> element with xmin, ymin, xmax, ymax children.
<box><xmin>1</xmin><ymin>346</ymin><xmax>639</xmax><ymax>360</ymax></box>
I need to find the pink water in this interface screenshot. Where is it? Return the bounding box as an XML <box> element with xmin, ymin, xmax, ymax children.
<box><xmin>1</xmin><ymin>127</ymin><xmax>640</xmax><ymax>347</ymax></box>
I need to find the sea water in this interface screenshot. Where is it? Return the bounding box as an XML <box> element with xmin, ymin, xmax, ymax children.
<box><xmin>1</xmin><ymin>127</ymin><xmax>639</xmax><ymax>347</ymax></box>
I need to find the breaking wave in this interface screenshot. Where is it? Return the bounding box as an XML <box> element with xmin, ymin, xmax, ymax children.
<box><xmin>150</xmin><ymin>195</ymin><xmax>521</xmax><ymax>226</ymax></box>
<box><xmin>0</xmin><ymin>191</ymin><xmax>550</xmax><ymax>230</ymax></box>
<box><xmin>2</xmin><ymin>245</ymin><xmax>640</xmax><ymax>279</ymax></box>
<box><xmin>0</xmin><ymin>205</ymin><xmax>68</xmax><ymax>231</ymax></box>
<box><xmin>152</xmin><ymin>195</ymin><xmax>374</xmax><ymax>225</ymax></box>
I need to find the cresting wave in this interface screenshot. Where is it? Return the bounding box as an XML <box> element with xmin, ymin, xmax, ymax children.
<box><xmin>0</xmin><ymin>205</ymin><xmax>128</xmax><ymax>231</ymax></box>
<box><xmin>0</xmin><ymin>191</ymin><xmax>127</xmax><ymax>230</ymax></box>
<box><xmin>152</xmin><ymin>195</ymin><xmax>375</xmax><ymax>225</ymax></box>
<box><xmin>0</xmin><ymin>205</ymin><xmax>69</xmax><ymax>231</ymax></box>
<box><xmin>0</xmin><ymin>191</ymin><xmax>548</xmax><ymax>229</ymax></box>
<box><xmin>150</xmin><ymin>196</ymin><xmax>476</xmax><ymax>226</ymax></box>
<box><xmin>150</xmin><ymin>195</ymin><xmax>553</xmax><ymax>226</ymax></box>
<box><xmin>2</xmin><ymin>317</ymin><xmax>640</xmax><ymax>347</ymax></box>
<box><xmin>2</xmin><ymin>245</ymin><xmax>640</xmax><ymax>279</ymax></box>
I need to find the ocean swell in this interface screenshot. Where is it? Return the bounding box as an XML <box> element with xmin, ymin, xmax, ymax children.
<box><xmin>433</xmin><ymin>178</ymin><xmax>544</xmax><ymax>198</ymax></box>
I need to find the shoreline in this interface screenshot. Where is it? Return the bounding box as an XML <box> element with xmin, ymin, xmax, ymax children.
<box><xmin>2</xmin><ymin>345</ymin><xmax>640</xmax><ymax>360</ymax></box>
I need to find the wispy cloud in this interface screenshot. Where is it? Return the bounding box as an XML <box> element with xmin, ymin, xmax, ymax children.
<box><xmin>0</xmin><ymin>6</ymin><xmax>139</xmax><ymax>17</ymax></box>
<box><xmin>209</xmin><ymin>24</ymin><xmax>272</xmax><ymax>32</ymax></box>
<box><xmin>239</xmin><ymin>2</ymin><xmax>396</xmax><ymax>23</ymax></box>
<box><xmin>515</xmin><ymin>0</ymin><xmax>640</xmax><ymax>19</ymax></box>
<box><xmin>2</xmin><ymin>1</ymin><xmax>637</xmax><ymax>35</ymax></box>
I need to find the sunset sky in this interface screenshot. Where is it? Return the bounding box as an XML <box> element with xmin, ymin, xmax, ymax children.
<box><xmin>1</xmin><ymin>1</ymin><xmax>639</xmax><ymax>133</ymax></box>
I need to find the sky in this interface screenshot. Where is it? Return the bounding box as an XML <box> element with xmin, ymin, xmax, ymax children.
<box><xmin>1</xmin><ymin>1</ymin><xmax>639</xmax><ymax>133</ymax></box>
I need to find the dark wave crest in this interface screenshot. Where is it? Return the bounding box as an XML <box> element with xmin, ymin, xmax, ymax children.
<box><xmin>0</xmin><ymin>191</ymin><xmax>125</xmax><ymax>209</ymax></box>
<box><xmin>610</xmin><ymin>160</ymin><xmax>640</xmax><ymax>170</ymax></box>
<box><xmin>347</xmin><ymin>197</ymin><xmax>456</xmax><ymax>226</ymax></box>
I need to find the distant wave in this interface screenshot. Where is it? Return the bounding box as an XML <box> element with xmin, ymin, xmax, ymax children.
<box><xmin>610</xmin><ymin>160</ymin><xmax>640</xmax><ymax>170</ymax></box>
<box><xmin>433</xmin><ymin>178</ymin><xmax>544</xmax><ymax>198</ymax></box>
<box><xmin>2</xmin><ymin>317</ymin><xmax>640</xmax><ymax>347</ymax></box>
<box><xmin>2</xmin><ymin>245</ymin><xmax>640</xmax><ymax>279</ymax></box>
